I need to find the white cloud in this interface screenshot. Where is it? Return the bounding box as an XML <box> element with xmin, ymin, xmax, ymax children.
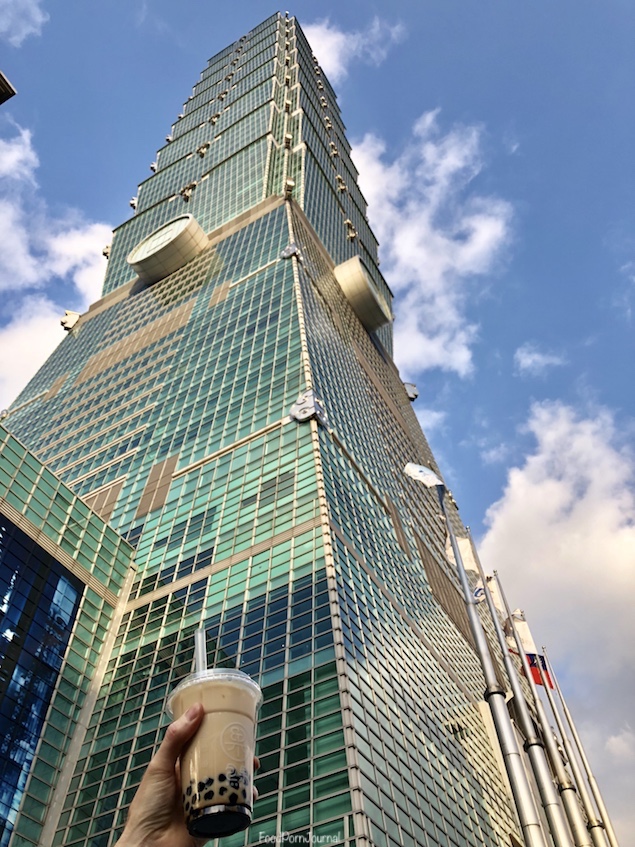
<box><xmin>619</xmin><ymin>260</ymin><xmax>635</xmax><ymax>285</ymax></box>
<box><xmin>0</xmin><ymin>197</ymin><xmax>42</xmax><ymax>288</ymax></box>
<box><xmin>458</xmin><ymin>408</ymin><xmax>512</xmax><ymax>465</ymax></box>
<box><xmin>0</xmin><ymin>124</ymin><xmax>38</xmax><ymax>181</ymax></box>
<box><xmin>612</xmin><ymin>260</ymin><xmax>635</xmax><ymax>324</ymax></box>
<box><xmin>136</xmin><ymin>0</ymin><xmax>149</xmax><ymax>26</ymax></box>
<box><xmin>505</xmin><ymin>139</ymin><xmax>520</xmax><ymax>155</ymax></box>
<box><xmin>134</xmin><ymin>0</ymin><xmax>171</xmax><ymax>37</ymax></box>
<box><xmin>605</xmin><ymin>726</ymin><xmax>635</xmax><ymax>764</ymax></box>
<box><xmin>0</xmin><ymin>0</ymin><xmax>48</xmax><ymax>46</ymax></box>
<box><xmin>44</xmin><ymin>222</ymin><xmax>112</xmax><ymax>304</ymax></box>
<box><xmin>514</xmin><ymin>342</ymin><xmax>567</xmax><ymax>376</ymax></box>
<box><xmin>0</xmin><ymin>121</ymin><xmax>111</xmax><ymax>409</ymax></box>
<box><xmin>479</xmin><ymin>400</ymin><xmax>635</xmax><ymax>840</ymax></box>
<box><xmin>416</xmin><ymin>407</ymin><xmax>446</xmax><ymax>433</ymax></box>
<box><xmin>480</xmin><ymin>443</ymin><xmax>511</xmax><ymax>465</ymax></box>
<box><xmin>0</xmin><ymin>295</ymin><xmax>62</xmax><ymax>409</ymax></box>
<box><xmin>354</xmin><ymin>110</ymin><xmax>512</xmax><ymax>378</ymax></box>
<box><xmin>303</xmin><ymin>17</ymin><xmax>405</xmax><ymax>84</ymax></box>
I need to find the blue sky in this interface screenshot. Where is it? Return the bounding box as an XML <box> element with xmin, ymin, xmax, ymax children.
<box><xmin>1</xmin><ymin>1</ymin><xmax>634</xmax><ymax>840</ymax></box>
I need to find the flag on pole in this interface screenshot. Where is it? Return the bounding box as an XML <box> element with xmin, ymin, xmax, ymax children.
<box><xmin>525</xmin><ymin>653</ymin><xmax>554</xmax><ymax>689</ymax></box>
<box><xmin>505</xmin><ymin>610</ymin><xmax>554</xmax><ymax>688</ymax></box>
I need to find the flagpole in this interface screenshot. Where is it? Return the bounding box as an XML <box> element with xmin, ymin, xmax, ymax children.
<box><xmin>434</xmin><ymin>488</ymin><xmax>548</xmax><ymax>847</ymax></box>
<box><xmin>466</xmin><ymin>532</ymin><xmax>584</xmax><ymax>846</ymax></box>
<box><xmin>535</xmin><ymin>652</ymin><xmax>609</xmax><ymax>847</ymax></box>
<box><xmin>494</xmin><ymin>573</ymin><xmax>584</xmax><ymax>847</ymax></box>
<box><xmin>543</xmin><ymin>649</ymin><xmax>620</xmax><ymax>847</ymax></box>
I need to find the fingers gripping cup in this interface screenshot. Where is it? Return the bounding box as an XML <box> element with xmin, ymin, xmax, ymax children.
<box><xmin>167</xmin><ymin>668</ymin><xmax>262</xmax><ymax>838</ymax></box>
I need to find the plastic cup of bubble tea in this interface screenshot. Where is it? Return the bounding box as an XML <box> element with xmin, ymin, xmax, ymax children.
<box><xmin>167</xmin><ymin>668</ymin><xmax>262</xmax><ymax>838</ymax></box>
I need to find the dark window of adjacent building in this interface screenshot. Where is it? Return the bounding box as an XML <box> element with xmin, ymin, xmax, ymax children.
<box><xmin>0</xmin><ymin>517</ymin><xmax>83</xmax><ymax>847</ymax></box>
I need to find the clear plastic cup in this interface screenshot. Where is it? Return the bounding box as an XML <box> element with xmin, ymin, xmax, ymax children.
<box><xmin>167</xmin><ymin>668</ymin><xmax>262</xmax><ymax>838</ymax></box>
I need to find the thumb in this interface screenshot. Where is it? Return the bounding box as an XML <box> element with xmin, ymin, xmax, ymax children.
<box><xmin>152</xmin><ymin>703</ymin><xmax>204</xmax><ymax>772</ymax></box>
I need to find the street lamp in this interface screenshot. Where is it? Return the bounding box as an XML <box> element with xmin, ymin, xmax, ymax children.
<box><xmin>403</xmin><ymin>464</ymin><xmax>549</xmax><ymax>847</ymax></box>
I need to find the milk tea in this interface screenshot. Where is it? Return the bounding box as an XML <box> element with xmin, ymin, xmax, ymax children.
<box><xmin>167</xmin><ymin>669</ymin><xmax>262</xmax><ymax>838</ymax></box>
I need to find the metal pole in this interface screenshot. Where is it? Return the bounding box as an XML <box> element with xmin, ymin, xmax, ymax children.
<box><xmin>544</xmin><ymin>650</ymin><xmax>620</xmax><ymax>847</ymax></box>
<box><xmin>494</xmin><ymin>573</ymin><xmax>577</xmax><ymax>847</ymax></box>
<box><xmin>437</xmin><ymin>490</ymin><xmax>548</xmax><ymax>847</ymax></box>
<box><xmin>536</xmin><ymin>653</ymin><xmax>609</xmax><ymax>847</ymax></box>
<box><xmin>466</xmin><ymin>533</ymin><xmax>580</xmax><ymax>846</ymax></box>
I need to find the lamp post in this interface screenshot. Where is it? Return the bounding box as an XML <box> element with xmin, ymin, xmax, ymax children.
<box><xmin>544</xmin><ymin>650</ymin><xmax>620</xmax><ymax>847</ymax></box>
<box><xmin>467</xmin><ymin>532</ymin><xmax>585</xmax><ymax>846</ymax></box>
<box><xmin>535</xmin><ymin>651</ymin><xmax>609</xmax><ymax>847</ymax></box>
<box><xmin>404</xmin><ymin>464</ymin><xmax>548</xmax><ymax>847</ymax></box>
<box><xmin>494</xmin><ymin>575</ymin><xmax>588</xmax><ymax>847</ymax></box>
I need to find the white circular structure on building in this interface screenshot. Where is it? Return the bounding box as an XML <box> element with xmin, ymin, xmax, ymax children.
<box><xmin>127</xmin><ymin>214</ymin><xmax>208</xmax><ymax>284</ymax></box>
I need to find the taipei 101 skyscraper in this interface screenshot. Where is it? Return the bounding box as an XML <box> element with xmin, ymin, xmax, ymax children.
<box><xmin>3</xmin><ymin>13</ymin><xmax>529</xmax><ymax>847</ymax></box>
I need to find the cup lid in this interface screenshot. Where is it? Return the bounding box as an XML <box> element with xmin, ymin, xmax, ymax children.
<box><xmin>166</xmin><ymin>668</ymin><xmax>262</xmax><ymax>718</ymax></box>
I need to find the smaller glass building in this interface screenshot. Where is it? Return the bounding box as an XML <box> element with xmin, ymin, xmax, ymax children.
<box><xmin>0</xmin><ymin>425</ymin><xmax>134</xmax><ymax>847</ymax></box>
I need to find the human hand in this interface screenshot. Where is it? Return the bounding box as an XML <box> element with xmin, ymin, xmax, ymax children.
<box><xmin>115</xmin><ymin>703</ymin><xmax>260</xmax><ymax>847</ymax></box>
<box><xmin>115</xmin><ymin>703</ymin><xmax>208</xmax><ymax>847</ymax></box>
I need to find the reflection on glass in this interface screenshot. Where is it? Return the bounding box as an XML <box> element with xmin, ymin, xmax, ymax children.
<box><xmin>0</xmin><ymin>519</ymin><xmax>82</xmax><ymax>847</ymax></box>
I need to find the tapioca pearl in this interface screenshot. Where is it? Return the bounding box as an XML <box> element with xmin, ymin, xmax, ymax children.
<box><xmin>205</xmin><ymin>777</ymin><xmax>214</xmax><ymax>786</ymax></box>
<box><xmin>229</xmin><ymin>793</ymin><xmax>238</xmax><ymax>804</ymax></box>
<box><xmin>219</xmin><ymin>786</ymin><xmax>227</xmax><ymax>796</ymax></box>
<box><xmin>218</xmin><ymin>773</ymin><xmax>226</xmax><ymax>781</ymax></box>
<box><xmin>204</xmin><ymin>790</ymin><xmax>215</xmax><ymax>800</ymax></box>
<box><xmin>198</xmin><ymin>781</ymin><xmax>206</xmax><ymax>792</ymax></box>
<box><xmin>242</xmin><ymin>789</ymin><xmax>247</xmax><ymax>799</ymax></box>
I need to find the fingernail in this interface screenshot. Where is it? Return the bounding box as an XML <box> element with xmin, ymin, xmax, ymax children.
<box><xmin>185</xmin><ymin>705</ymin><xmax>200</xmax><ymax>720</ymax></box>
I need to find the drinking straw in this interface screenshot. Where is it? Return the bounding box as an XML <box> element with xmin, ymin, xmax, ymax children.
<box><xmin>194</xmin><ymin>627</ymin><xmax>208</xmax><ymax>673</ymax></box>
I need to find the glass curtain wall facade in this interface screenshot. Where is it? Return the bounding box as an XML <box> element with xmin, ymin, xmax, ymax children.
<box><xmin>0</xmin><ymin>425</ymin><xmax>134</xmax><ymax>847</ymax></box>
<box><xmin>4</xmin><ymin>13</ymin><xmax>523</xmax><ymax>847</ymax></box>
